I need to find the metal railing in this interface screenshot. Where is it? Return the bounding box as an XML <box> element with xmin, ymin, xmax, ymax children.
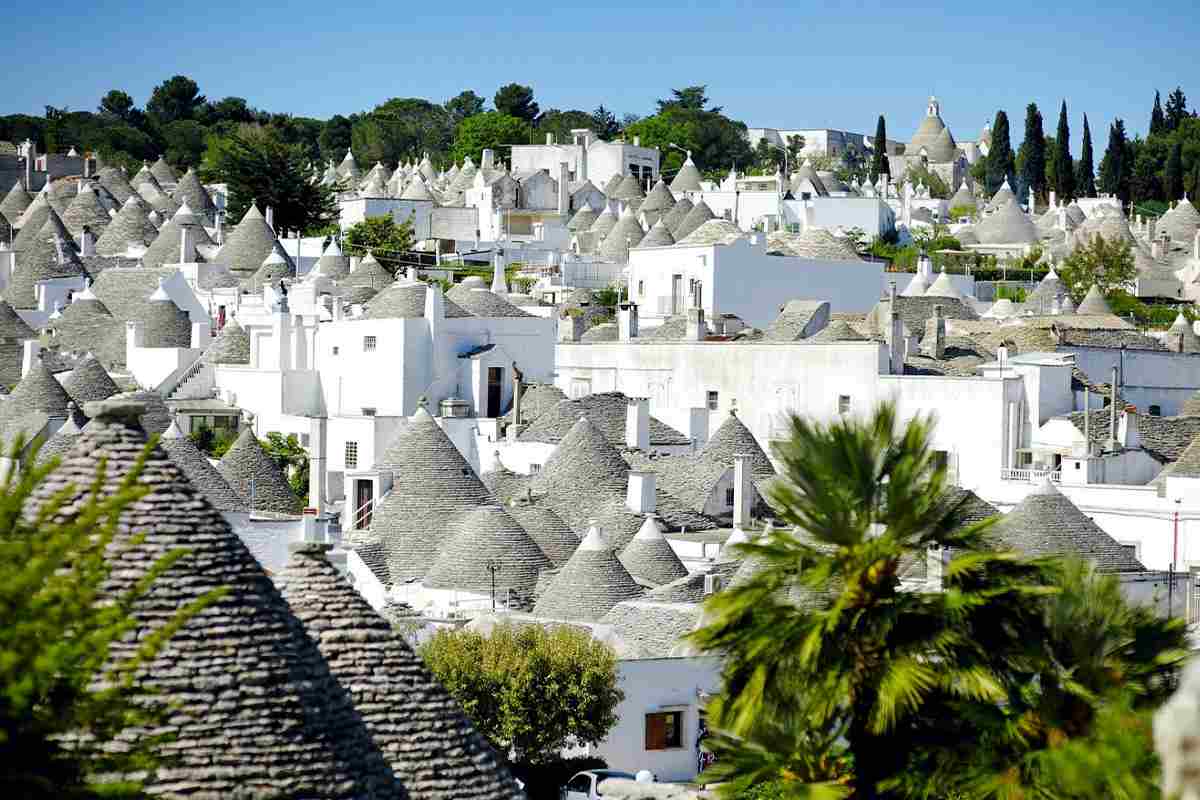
<box><xmin>1000</xmin><ymin>468</ymin><xmax>1061</xmax><ymax>483</ymax></box>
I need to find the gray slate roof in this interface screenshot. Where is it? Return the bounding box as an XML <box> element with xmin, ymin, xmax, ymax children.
<box><xmin>1076</xmin><ymin>285</ymin><xmax>1113</xmax><ymax>316</ymax></box>
<box><xmin>672</xmin><ymin>200</ymin><xmax>716</xmax><ymax>241</ymax></box>
<box><xmin>661</xmin><ymin>197</ymin><xmax>693</xmax><ymax>236</ymax></box>
<box><xmin>217</xmin><ymin>427</ymin><xmax>302</xmax><ymax>514</ymax></box>
<box><xmin>62</xmin><ymin>355</ymin><xmax>119</xmax><ymax>405</ymax></box>
<box><xmin>517</xmin><ymin>391</ymin><xmax>690</xmax><ymax>447</ymax></box>
<box><xmin>170</xmin><ymin>168</ymin><xmax>217</xmax><ymax>224</ymax></box>
<box><xmin>279</xmin><ymin>544</ymin><xmax>524</xmax><ymax>800</ymax></box>
<box><xmin>97</xmin><ymin>166</ymin><xmax>136</xmax><ymax>205</ymax></box>
<box><xmin>505</xmin><ymin>382</ymin><xmax>567</xmax><ymax>426</ymax></box>
<box><xmin>149</xmin><ymin>156</ymin><xmax>177</xmax><ymax>185</ymax></box>
<box><xmin>0</xmin><ymin>180</ymin><xmax>32</xmax><ymax>226</ymax></box>
<box><xmin>216</xmin><ymin>203</ymin><xmax>292</xmax><ymax>277</ymax></box>
<box><xmin>364</xmin><ymin>281</ymin><xmax>470</xmax><ymax>319</ymax></box>
<box><xmin>369</xmin><ymin>406</ymin><xmax>495</xmax><ymax>582</ymax></box>
<box><xmin>532</xmin><ymin>525</ymin><xmax>645</xmax><ymax>621</ymax></box>
<box><xmin>50</xmin><ymin>295</ymin><xmax>118</xmax><ymax>360</ymax></box>
<box><xmin>28</xmin><ymin>400</ymin><xmax>401</xmax><ymax>797</ymax></box>
<box><xmin>315</xmin><ymin>239</ymin><xmax>351</xmax><ymax>279</ymax></box>
<box><xmin>140</xmin><ymin>206</ymin><xmax>214</xmax><ymax>270</ymax></box>
<box><xmin>567</xmin><ymin>206</ymin><xmax>599</xmax><ymax>232</ymax></box>
<box><xmin>987</xmin><ymin>479</ymin><xmax>1144</xmax><ymax>571</ymax></box>
<box><xmin>446</xmin><ymin>285</ymin><xmax>534</xmax><ymax>317</ymax></box>
<box><xmin>159</xmin><ymin>419</ymin><xmax>246</xmax><ymax>512</ymax></box>
<box><xmin>599</xmin><ymin>600</ymin><xmax>702</xmax><ymax>658</ymax></box>
<box><xmin>10</xmin><ymin>211</ymin><xmax>85</xmax><ymax>308</ymax></box>
<box><xmin>618</xmin><ymin>516</ymin><xmax>688</xmax><ymax>586</ymax></box>
<box><xmin>95</xmin><ymin>196</ymin><xmax>158</xmax><ymax>256</ymax></box>
<box><xmin>60</xmin><ymin>182</ymin><xmax>111</xmax><ymax>238</ymax></box>
<box><xmin>976</xmin><ymin>199</ymin><xmax>1038</xmax><ymax>244</ymax></box>
<box><xmin>669</xmin><ymin>157</ymin><xmax>703</xmax><ymax>193</ymax></box>
<box><xmin>764</xmin><ymin>299</ymin><xmax>829</xmax><ymax>341</ymax></box>
<box><xmin>506</xmin><ymin>499</ymin><xmax>580</xmax><ymax>567</ymax></box>
<box><xmin>204</xmin><ymin>319</ymin><xmax>251</xmax><ymax>364</ymax></box>
<box><xmin>425</xmin><ymin>504</ymin><xmax>553</xmax><ymax>594</ymax></box>
<box><xmin>0</xmin><ymin>298</ymin><xmax>35</xmax><ymax>340</ymax></box>
<box><xmin>6</xmin><ymin>358</ymin><xmax>71</xmax><ymax>416</ymax></box>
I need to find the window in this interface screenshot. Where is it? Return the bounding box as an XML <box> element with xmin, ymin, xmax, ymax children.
<box><xmin>838</xmin><ymin>395</ymin><xmax>851</xmax><ymax>414</ymax></box>
<box><xmin>344</xmin><ymin>441</ymin><xmax>358</xmax><ymax>469</ymax></box>
<box><xmin>645</xmin><ymin>711</ymin><xmax>683</xmax><ymax>750</ymax></box>
<box><xmin>362</xmin><ymin>407</ymin><xmax>376</xmax><ymax>417</ymax></box>
<box><xmin>529</xmin><ymin>463</ymin><xmax>542</xmax><ymax>474</ymax></box>
<box><xmin>638</xmin><ymin>280</ymin><xmax>645</xmax><ymax>297</ymax></box>
<box><xmin>707</xmin><ymin>391</ymin><xmax>719</xmax><ymax>411</ymax></box>
<box><xmin>1121</xmin><ymin>543</ymin><xmax>1139</xmax><ymax>561</ymax></box>
<box><xmin>725</xmin><ymin>487</ymin><xmax>735</xmax><ymax>507</ymax></box>
<box><xmin>299</xmin><ymin>433</ymin><xmax>310</xmax><ymax>447</ymax></box>
<box><xmin>363</xmin><ymin>336</ymin><xmax>377</xmax><ymax>352</ymax></box>
<box><xmin>331</xmin><ymin>346</ymin><xmax>339</xmax><ymax>356</ymax></box>
<box><xmin>1149</xmin><ymin>405</ymin><xmax>1162</xmax><ymax>417</ymax></box>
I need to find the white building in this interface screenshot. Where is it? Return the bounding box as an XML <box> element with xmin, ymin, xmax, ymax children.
<box><xmin>510</xmin><ymin>129</ymin><xmax>660</xmax><ymax>192</ymax></box>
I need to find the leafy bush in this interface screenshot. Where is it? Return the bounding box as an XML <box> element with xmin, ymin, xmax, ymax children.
<box><xmin>1060</xmin><ymin>234</ymin><xmax>1136</xmax><ymax>301</ymax></box>
<box><xmin>188</xmin><ymin>425</ymin><xmax>238</xmax><ymax>458</ymax></box>
<box><xmin>592</xmin><ymin>284</ymin><xmax>623</xmax><ymax>307</ymax></box>
<box><xmin>995</xmin><ymin>284</ymin><xmax>1028</xmax><ymax>302</ymax></box>
<box><xmin>342</xmin><ymin>214</ymin><xmax>416</xmax><ymax>276</ymax></box>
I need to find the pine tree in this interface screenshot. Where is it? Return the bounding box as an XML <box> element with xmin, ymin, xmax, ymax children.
<box><xmin>870</xmin><ymin>115</ymin><xmax>889</xmax><ymax>182</ymax></box>
<box><xmin>1165</xmin><ymin>86</ymin><xmax>1189</xmax><ymax>132</ymax></box>
<box><xmin>1054</xmin><ymin>101</ymin><xmax>1075</xmax><ymax>201</ymax></box>
<box><xmin>1150</xmin><ymin>90</ymin><xmax>1166</xmax><ymax>136</ymax></box>
<box><xmin>1019</xmin><ymin>103</ymin><xmax>1046</xmax><ymax>205</ymax></box>
<box><xmin>1098</xmin><ymin>119</ymin><xmax>1129</xmax><ymax>202</ymax></box>
<box><xmin>1192</xmin><ymin>161</ymin><xmax>1200</xmax><ymax>204</ymax></box>
<box><xmin>1165</xmin><ymin>141</ymin><xmax>1184</xmax><ymax>201</ymax></box>
<box><xmin>1075</xmin><ymin>113</ymin><xmax>1096</xmax><ymax>197</ymax></box>
<box><xmin>985</xmin><ymin>110</ymin><xmax>1016</xmax><ymax>197</ymax></box>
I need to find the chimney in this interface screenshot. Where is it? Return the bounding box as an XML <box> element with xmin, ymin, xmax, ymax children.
<box><xmin>732</xmin><ymin>454</ymin><xmax>752</xmax><ymax>531</ymax></box>
<box><xmin>481</xmin><ymin>149</ymin><xmax>495</xmax><ymax>172</ymax></box>
<box><xmin>308</xmin><ymin>416</ymin><xmax>327</xmax><ymax>514</ymax></box>
<box><xmin>510</xmin><ymin>371</ymin><xmax>524</xmax><ymax>434</ymax></box>
<box><xmin>618</xmin><ymin>301</ymin><xmax>639</xmax><ymax>340</ymax></box>
<box><xmin>21</xmin><ymin>339</ymin><xmax>41</xmax><ymax>376</ymax></box>
<box><xmin>626</xmin><ymin>471</ymin><xmax>656</xmax><ymax>514</ymax></box>
<box><xmin>625</xmin><ymin>397</ymin><xmax>649</xmax><ymax>450</ymax></box>
<box><xmin>688</xmin><ymin>407</ymin><xmax>709</xmax><ymax>450</ymax></box>
<box><xmin>424</xmin><ymin>278</ymin><xmax>445</xmax><ymax>327</ymax></box>
<box><xmin>1083</xmin><ymin>386</ymin><xmax>1091</xmax><ymax>455</ymax></box>
<box><xmin>23</xmin><ymin>139</ymin><xmax>35</xmax><ymax>191</ymax></box>
<box><xmin>1049</xmin><ymin>189</ymin><xmax>1057</xmax><ymax>208</ymax></box>
<box><xmin>558</xmin><ymin>310</ymin><xmax>584</xmax><ymax>342</ymax></box>
<box><xmin>1152</xmin><ymin>239</ymin><xmax>1163</xmax><ymax>259</ymax></box>
<box><xmin>265</xmin><ymin>206</ymin><xmax>275</xmax><ymax>231</ymax></box>
<box><xmin>216</xmin><ymin>213</ymin><xmax>224</xmax><ymax>245</ymax></box>
<box><xmin>888</xmin><ymin>283</ymin><xmax>905</xmax><ymax>375</ymax></box>
<box><xmin>633</xmin><ymin>135</ymin><xmax>641</xmax><ymax>147</ymax></box>
<box><xmin>1057</xmin><ymin>207</ymin><xmax>1067</xmax><ymax>231</ymax></box>
<box><xmin>491</xmin><ymin>250</ymin><xmax>508</xmax><ymax>295</ymax></box>
<box><xmin>685</xmin><ymin>307</ymin><xmax>706</xmax><ymax>341</ymax></box>
<box><xmin>1147</xmin><ymin>217</ymin><xmax>1156</xmax><ymax>241</ymax></box>
<box><xmin>579</xmin><ymin>138</ymin><xmax>588</xmax><ymax>182</ymax></box>
<box><xmin>557</xmin><ymin>161</ymin><xmax>569</xmax><ymax>214</ymax></box>
<box><xmin>928</xmin><ymin>304</ymin><xmax>945</xmax><ymax>359</ymax></box>
<box><xmin>180</xmin><ymin>222</ymin><xmax>195</xmax><ymax>264</ymax></box>
<box><xmin>190</xmin><ymin>320</ymin><xmax>211</xmax><ymax>348</ymax></box>
<box><xmin>1028</xmin><ymin>185</ymin><xmax>1036</xmax><ymax>212</ymax></box>
<box><xmin>52</xmin><ymin>235</ymin><xmax>66</xmax><ymax>266</ymax></box>
<box><xmin>79</xmin><ymin>226</ymin><xmax>95</xmax><ymax>257</ymax></box>
<box><xmin>546</xmin><ymin>132</ymin><xmax>554</xmax><ymax>146</ymax></box>
<box><xmin>1108</xmin><ymin>365</ymin><xmax>1119</xmax><ymax>451</ymax></box>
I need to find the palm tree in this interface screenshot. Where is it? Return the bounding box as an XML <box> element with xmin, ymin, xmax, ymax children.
<box><xmin>690</xmin><ymin>403</ymin><xmax>1050</xmax><ymax>799</ymax></box>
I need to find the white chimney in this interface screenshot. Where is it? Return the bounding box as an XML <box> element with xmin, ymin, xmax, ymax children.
<box><xmin>626</xmin><ymin>471</ymin><xmax>656</xmax><ymax>514</ymax></box>
<box><xmin>558</xmin><ymin>161</ymin><xmax>569</xmax><ymax>214</ymax></box>
<box><xmin>265</xmin><ymin>206</ymin><xmax>275</xmax><ymax>230</ymax></box>
<box><xmin>685</xmin><ymin>307</ymin><xmax>706</xmax><ymax>341</ymax></box>
<box><xmin>1152</xmin><ymin>240</ymin><xmax>1163</xmax><ymax>259</ymax></box>
<box><xmin>625</xmin><ymin>397</ymin><xmax>649</xmax><ymax>450</ymax></box>
<box><xmin>546</xmin><ymin>132</ymin><xmax>554</xmax><ymax>146</ymax></box>
<box><xmin>180</xmin><ymin>223</ymin><xmax>195</xmax><ymax>264</ymax></box>
<box><xmin>481</xmin><ymin>149</ymin><xmax>495</xmax><ymax>172</ymax></box>
<box><xmin>491</xmin><ymin>250</ymin><xmax>508</xmax><ymax>295</ymax></box>
<box><xmin>618</xmin><ymin>301</ymin><xmax>638</xmax><ymax>340</ymax></box>
<box><xmin>1049</xmin><ymin>189</ymin><xmax>1057</xmax><ymax>208</ymax></box>
<box><xmin>79</xmin><ymin>226</ymin><xmax>95</xmax><ymax>257</ymax></box>
<box><xmin>1194</xmin><ymin>230</ymin><xmax>1200</xmax><ymax>261</ymax></box>
<box><xmin>732</xmin><ymin>454</ymin><xmax>752</xmax><ymax>531</ymax></box>
<box><xmin>633</xmin><ymin>135</ymin><xmax>641</xmax><ymax>147</ymax></box>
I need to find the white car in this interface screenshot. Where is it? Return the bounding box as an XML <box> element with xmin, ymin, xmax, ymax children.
<box><xmin>560</xmin><ymin>769</ymin><xmax>638</xmax><ymax>800</ymax></box>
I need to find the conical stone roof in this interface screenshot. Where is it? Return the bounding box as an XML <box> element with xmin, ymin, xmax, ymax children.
<box><xmin>673</xmin><ymin>199</ymin><xmax>716</xmax><ymax>241</ymax></box>
<box><xmin>170</xmin><ymin>168</ymin><xmax>217</xmax><ymax>224</ymax></box>
<box><xmin>50</xmin><ymin>290</ymin><xmax>117</xmax><ymax>358</ymax></box>
<box><xmin>987</xmin><ymin>478</ymin><xmax>1143</xmax><ymax>572</ymax></box>
<box><xmin>530</xmin><ymin>416</ymin><xmax>629</xmax><ymax>498</ymax></box>
<box><xmin>1025</xmin><ymin>266</ymin><xmax>1066</xmax><ymax>312</ymax></box>
<box><xmin>1167</xmin><ymin>313</ymin><xmax>1200</xmax><ymax>353</ymax></box>
<box><xmin>661</xmin><ymin>197</ymin><xmax>693</xmax><ymax>236</ymax></box>
<box><xmin>243</xmin><ymin>245</ymin><xmax>295</xmax><ymax>292</ymax></box>
<box><xmin>702</xmin><ymin>409</ymin><xmax>776</xmax><ymax>479</ymax></box>
<box><xmin>217</xmin><ymin>427</ymin><xmax>302</xmax><ymax>514</ymax></box>
<box><xmin>141</xmin><ymin>204</ymin><xmax>214</xmax><ymax>269</ymax></box>
<box><xmin>976</xmin><ymin>199</ymin><xmax>1037</xmax><ymax>244</ymax></box>
<box><xmin>140</xmin><ymin>282</ymin><xmax>192</xmax><ymax>348</ymax></box>
<box><xmin>532</xmin><ymin>524</ymin><xmax>644</xmax><ymax>621</ymax></box>
<box><xmin>598</xmin><ymin>206</ymin><xmax>645</xmax><ymax>261</ymax></box>
<box><xmin>28</xmin><ymin>399</ymin><xmax>400</xmax><ymax>797</ymax></box>
<box><xmin>217</xmin><ymin>203</ymin><xmax>292</xmax><ymax>278</ymax></box>
<box><xmin>567</xmin><ymin>205</ymin><xmax>599</xmax><ymax>232</ymax></box>
<box><xmin>149</xmin><ymin>156</ymin><xmax>177</xmax><ymax>185</ymax></box>
<box><xmin>669</xmin><ymin>156</ymin><xmax>703</xmax><ymax>193</ymax></box>
<box><xmin>279</xmin><ymin>544</ymin><xmax>524</xmax><ymax>800</ymax></box>
<box><xmin>400</xmin><ymin>175</ymin><xmax>435</xmax><ymax>201</ymax></box>
<box><xmin>588</xmin><ymin>207</ymin><xmax>618</xmax><ymax>240</ymax></box>
<box><xmin>367</xmin><ymin>406</ymin><xmax>494</xmax><ymax>581</ymax></box>
<box><xmin>1159</xmin><ymin>198</ymin><xmax>1200</xmax><ymax>243</ymax></box>
<box><xmin>506</xmin><ymin>500</ymin><xmax>580</xmax><ymax>567</ymax></box>
<box><xmin>926</xmin><ymin>269</ymin><xmax>965</xmax><ymax>300</ymax></box>
<box><xmin>0</xmin><ymin>298</ymin><xmax>35</xmax><ymax>340</ymax></box>
<box><xmin>602</xmin><ymin>173</ymin><xmax>625</xmax><ymax>197</ymax></box>
<box><xmin>14</xmin><ymin>187</ymin><xmax>50</xmax><ymax>232</ymax></box>
<box><xmin>424</xmin><ymin>504</ymin><xmax>553</xmax><ymax>594</ymax></box>
<box><xmin>809</xmin><ymin>318</ymin><xmax>868</xmax><ymax>342</ymax></box>
<box><xmin>315</xmin><ymin>238</ymin><xmax>350</xmax><ymax>279</ymax></box>
<box><xmin>1182</xmin><ymin>389</ymin><xmax>1200</xmax><ymax>418</ymax></box>
<box><xmin>97</xmin><ymin>166</ymin><xmax>136</xmax><ymax>205</ymax></box>
<box><xmin>61</xmin><ymin>182</ymin><xmax>111</xmax><ymax>238</ymax></box>
<box><xmin>158</xmin><ymin>418</ymin><xmax>245</xmax><ymax>513</ymax></box>
<box><xmin>336</xmin><ymin>149</ymin><xmax>361</xmax><ymax>181</ymax></box>
<box><xmin>989</xmin><ymin>181</ymin><xmax>1016</xmax><ymax>208</ymax></box>
<box><xmin>611</xmin><ymin>173</ymin><xmax>645</xmax><ymax>201</ymax></box>
<box><xmin>638</xmin><ymin>218</ymin><xmax>676</xmax><ymax>248</ymax></box>
<box><xmin>640</xmin><ymin>179</ymin><xmax>676</xmax><ymax>215</ymax></box>
<box><xmin>134</xmin><ymin>171</ymin><xmax>180</xmax><ymax>218</ymax></box>
<box><xmin>0</xmin><ymin>180</ymin><xmax>32</xmax><ymax>226</ymax></box>
<box><xmin>34</xmin><ymin>411</ymin><xmax>81</xmax><ymax>466</ymax></box>
<box><xmin>62</xmin><ymin>354</ymin><xmax>119</xmax><ymax>405</ymax></box>
<box><xmin>948</xmin><ymin>181</ymin><xmax>976</xmax><ymax>210</ymax></box>
<box><xmin>1076</xmin><ymin>284</ymin><xmax>1113</xmax><ymax>316</ymax></box>
<box><xmin>7</xmin><ymin>358</ymin><xmax>72</xmax><ymax>416</ymax></box>
<box><xmin>204</xmin><ymin>319</ymin><xmax>251</xmax><ymax>364</ymax></box>
<box><xmin>618</xmin><ymin>515</ymin><xmax>687</xmax><ymax>586</ymax></box>
<box><xmin>109</xmin><ymin>390</ymin><xmax>172</xmax><ymax>435</ymax></box>
<box><xmin>10</xmin><ymin>212</ymin><xmax>84</xmax><ymax>309</ymax></box>
<box><xmin>95</xmin><ymin>196</ymin><xmax>158</xmax><ymax>256</ymax></box>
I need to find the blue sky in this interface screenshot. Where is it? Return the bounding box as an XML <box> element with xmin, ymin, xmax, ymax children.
<box><xmin>2</xmin><ymin>0</ymin><xmax>1197</xmax><ymax>149</ymax></box>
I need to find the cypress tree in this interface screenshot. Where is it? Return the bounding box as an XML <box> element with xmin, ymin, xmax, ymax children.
<box><xmin>1191</xmin><ymin>161</ymin><xmax>1200</xmax><ymax>204</ymax></box>
<box><xmin>870</xmin><ymin>115</ymin><xmax>889</xmax><ymax>182</ymax></box>
<box><xmin>1165</xmin><ymin>141</ymin><xmax>1184</xmax><ymax>201</ymax></box>
<box><xmin>985</xmin><ymin>110</ymin><xmax>1016</xmax><ymax>197</ymax></box>
<box><xmin>1166</xmin><ymin>87</ymin><xmax>1189</xmax><ymax>132</ymax></box>
<box><xmin>1150</xmin><ymin>90</ymin><xmax>1166</xmax><ymax>136</ymax></box>
<box><xmin>1075</xmin><ymin>114</ymin><xmax>1096</xmax><ymax>197</ymax></box>
<box><xmin>1019</xmin><ymin>103</ymin><xmax>1046</xmax><ymax>205</ymax></box>
<box><xmin>1098</xmin><ymin>119</ymin><xmax>1129</xmax><ymax>203</ymax></box>
<box><xmin>1054</xmin><ymin>101</ymin><xmax>1075</xmax><ymax>201</ymax></box>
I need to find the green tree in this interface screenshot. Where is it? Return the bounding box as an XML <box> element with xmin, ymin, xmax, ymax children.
<box><xmin>445</xmin><ymin>90</ymin><xmax>486</xmax><ymax>127</ymax></box>
<box><xmin>208</xmin><ymin>96</ymin><xmax>255</xmax><ymax>125</ymax></box>
<box><xmin>1099</xmin><ymin>119</ymin><xmax>1129</xmax><ymax>202</ymax></box>
<box><xmin>1166</xmin><ymin>86</ymin><xmax>1189</xmax><ymax>131</ymax></box>
<box><xmin>1166</xmin><ymin>140</ymin><xmax>1185</xmax><ymax>200</ymax></box>
<box><xmin>1055</xmin><ymin>100</ymin><xmax>1075</xmax><ymax>201</ymax></box>
<box><xmin>1192</xmin><ymin>161</ymin><xmax>1200</xmax><ymax>204</ymax></box>
<box><xmin>1060</xmin><ymin>234</ymin><xmax>1136</xmax><ymax>301</ymax></box>
<box><xmin>318</xmin><ymin>114</ymin><xmax>353</xmax><ymax>162</ymax></box>
<box><xmin>900</xmin><ymin>163</ymin><xmax>950</xmax><ymax>198</ymax></box>
<box><xmin>161</xmin><ymin>119</ymin><xmax>208</xmax><ymax>168</ymax></box>
<box><xmin>657</xmin><ymin>85</ymin><xmax>720</xmax><ymax>113</ymax></box>
<box><xmin>1130</xmin><ymin>142</ymin><xmax>1163</xmax><ymax>204</ymax></box>
<box><xmin>493</xmin><ymin>83</ymin><xmax>539</xmax><ymax>123</ymax></box>
<box><xmin>1019</xmin><ymin>103</ymin><xmax>1047</xmax><ymax>203</ymax></box>
<box><xmin>1150</xmin><ymin>90</ymin><xmax>1166</xmax><ymax>136</ymax></box>
<box><xmin>591</xmin><ymin>105</ymin><xmax>620</xmax><ymax>140</ymax></box>
<box><xmin>146</xmin><ymin>74</ymin><xmax>205</xmax><ymax>125</ymax></box>
<box><xmin>201</xmin><ymin>124</ymin><xmax>338</xmax><ymax>235</ymax></box>
<box><xmin>353</xmin><ymin>97</ymin><xmax>451</xmax><ymax>167</ymax></box>
<box><xmin>985</xmin><ymin>109</ymin><xmax>1016</xmax><ymax>196</ymax></box>
<box><xmin>1076</xmin><ymin>113</ymin><xmax>1097</xmax><ymax>197</ymax></box>
<box><xmin>0</xmin><ymin>437</ymin><xmax>215</xmax><ymax>798</ymax></box>
<box><xmin>451</xmin><ymin>111</ymin><xmax>532</xmax><ymax>165</ymax></box>
<box><xmin>342</xmin><ymin>214</ymin><xmax>416</xmax><ymax>275</ymax></box>
<box><xmin>625</xmin><ymin>99</ymin><xmax>753</xmax><ymax>177</ymax></box>
<box><xmin>421</xmin><ymin>623</ymin><xmax>623</xmax><ymax>764</ymax></box>
<box><xmin>536</xmin><ymin>109</ymin><xmax>597</xmax><ymax>146</ymax></box>
<box><xmin>260</xmin><ymin>432</ymin><xmax>309</xmax><ymax>500</ymax></box>
<box><xmin>870</xmin><ymin>115</ymin><xmax>889</xmax><ymax>183</ymax></box>
<box><xmin>98</xmin><ymin>90</ymin><xmax>135</xmax><ymax>121</ymax></box>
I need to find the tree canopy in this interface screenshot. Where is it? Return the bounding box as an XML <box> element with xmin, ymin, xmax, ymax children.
<box><xmin>1060</xmin><ymin>233</ymin><xmax>1136</xmax><ymax>301</ymax></box>
<box><xmin>625</xmin><ymin>90</ymin><xmax>752</xmax><ymax>176</ymax></box>
<box><xmin>1018</xmin><ymin>103</ymin><xmax>1046</xmax><ymax>202</ymax></box>
<box><xmin>342</xmin><ymin>214</ymin><xmax>416</xmax><ymax>275</ymax></box>
<box><xmin>494</xmin><ymin>83</ymin><xmax>539</xmax><ymax>123</ymax></box>
<box><xmin>985</xmin><ymin>109</ymin><xmax>1016</xmax><ymax>196</ymax></box>
<box><xmin>146</xmin><ymin>75</ymin><xmax>206</xmax><ymax>126</ymax></box>
<box><xmin>421</xmin><ymin>622</ymin><xmax>623</xmax><ymax>764</ymax></box>
<box><xmin>451</xmin><ymin>111</ymin><xmax>532</xmax><ymax>165</ymax></box>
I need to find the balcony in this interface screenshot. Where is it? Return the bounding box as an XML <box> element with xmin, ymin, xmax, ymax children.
<box><xmin>1000</xmin><ymin>468</ymin><xmax>1061</xmax><ymax>483</ymax></box>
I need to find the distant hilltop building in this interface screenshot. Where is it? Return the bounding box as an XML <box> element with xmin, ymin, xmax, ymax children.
<box><xmin>744</xmin><ymin>127</ymin><xmax>870</xmax><ymax>158</ymax></box>
<box><xmin>509</xmin><ymin>128</ymin><xmax>660</xmax><ymax>194</ymax></box>
<box><xmin>887</xmin><ymin>97</ymin><xmax>986</xmax><ymax>190</ymax></box>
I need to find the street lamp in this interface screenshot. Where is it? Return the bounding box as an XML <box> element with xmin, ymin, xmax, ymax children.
<box><xmin>485</xmin><ymin>557</ymin><xmax>502</xmax><ymax>612</ymax></box>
